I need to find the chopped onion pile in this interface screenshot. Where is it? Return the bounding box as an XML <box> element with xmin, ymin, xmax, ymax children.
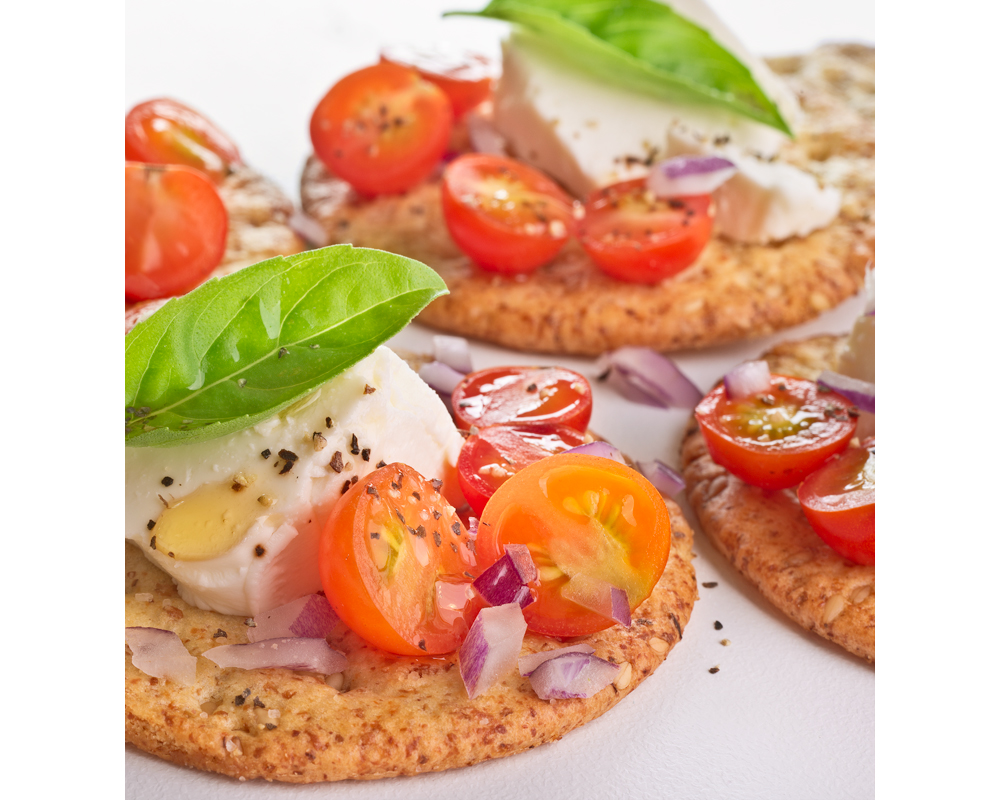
<box><xmin>287</xmin><ymin>210</ymin><xmax>331</xmax><ymax>248</ymax></box>
<box><xmin>527</xmin><ymin>652</ymin><xmax>620</xmax><ymax>700</ymax></box>
<box><xmin>724</xmin><ymin>360</ymin><xmax>771</xmax><ymax>399</ymax></box>
<box><xmin>432</xmin><ymin>335</ymin><xmax>473</xmax><ymax>374</ymax></box>
<box><xmin>647</xmin><ymin>155</ymin><xmax>737</xmax><ymax>198</ymax></box>
<box><xmin>636</xmin><ymin>459</ymin><xmax>686</xmax><ymax>498</ymax></box>
<box><xmin>125</xmin><ymin>627</ymin><xmax>197</xmax><ymax>686</ymax></box>
<box><xmin>518</xmin><ymin>644</ymin><xmax>596</xmax><ymax>676</ymax></box>
<box><xmin>560</xmin><ymin>574</ymin><xmax>631</xmax><ymax>627</ymax></box>
<box><xmin>473</xmin><ymin>544</ymin><xmax>537</xmax><ymax>609</ymax></box>
<box><xmin>817</xmin><ymin>370</ymin><xmax>875</xmax><ymax>414</ymax></box>
<box><xmin>203</xmin><ymin>638</ymin><xmax>347</xmax><ymax>674</ymax></box>
<box><xmin>597</xmin><ymin>347</ymin><xmax>702</xmax><ymax>409</ymax></box>
<box><xmin>564</xmin><ymin>440</ymin><xmax>628</xmax><ymax>465</ymax></box>
<box><xmin>247</xmin><ymin>594</ymin><xmax>339</xmax><ymax>643</ymax></box>
<box><xmin>459</xmin><ymin>603</ymin><xmax>527</xmax><ymax>698</ymax></box>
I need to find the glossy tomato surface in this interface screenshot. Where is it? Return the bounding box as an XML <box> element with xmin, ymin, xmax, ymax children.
<box><xmin>695</xmin><ymin>376</ymin><xmax>858</xmax><ymax>490</ymax></box>
<box><xmin>125</xmin><ymin>98</ymin><xmax>242</xmax><ymax>182</ymax></box>
<box><xmin>477</xmin><ymin>453</ymin><xmax>671</xmax><ymax>637</ymax></box>
<box><xmin>318</xmin><ymin>463</ymin><xmax>478</xmax><ymax>656</ymax></box>
<box><xmin>578</xmin><ymin>179</ymin><xmax>713</xmax><ymax>283</ymax></box>
<box><xmin>451</xmin><ymin>366</ymin><xmax>592</xmax><ymax>433</ymax></box>
<box><xmin>310</xmin><ymin>62</ymin><xmax>452</xmax><ymax>196</ymax></box>
<box><xmin>380</xmin><ymin>45</ymin><xmax>493</xmax><ymax>118</ymax></box>
<box><xmin>798</xmin><ymin>438</ymin><xmax>875</xmax><ymax>565</ymax></box>
<box><xmin>441</xmin><ymin>154</ymin><xmax>575</xmax><ymax>274</ymax></box>
<box><xmin>125</xmin><ymin>162</ymin><xmax>228</xmax><ymax>302</ymax></box>
<box><xmin>457</xmin><ymin>423</ymin><xmax>587</xmax><ymax>515</ymax></box>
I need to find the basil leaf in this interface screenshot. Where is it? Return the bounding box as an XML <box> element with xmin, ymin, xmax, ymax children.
<box><xmin>125</xmin><ymin>245</ymin><xmax>447</xmax><ymax>448</ymax></box>
<box><xmin>447</xmin><ymin>0</ymin><xmax>790</xmax><ymax>134</ymax></box>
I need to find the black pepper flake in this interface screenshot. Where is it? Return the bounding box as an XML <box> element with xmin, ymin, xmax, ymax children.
<box><xmin>234</xmin><ymin>695</ymin><xmax>247</xmax><ymax>706</ymax></box>
<box><xmin>261</xmin><ymin>448</ymin><xmax>271</xmax><ymax>459</ymax></box>
<box><xmin>265</xmin><ymin>723</ymin><xmax>277</xmax><ymax>730</ymax></box>
<box><xmin>361</xmin><ymin>448</ymin><xmax>371</xmax><ymax>462</ymax></box>
<box><xmin>526</xmin><ymin>383</ymin><xmax>538</xmax><ymax>392</ymax></box>
<box><xmin>848</xmin><ymin>408</ymin><xmax>860</xmax><ymax>418</ymax></box>
<box><xmin>254</xmin><ymin>545</ymin><xmax>266</xmax><ymax>557</ymax></box>
<box><xmin>167</xmin><ymin>551</ymin><xmax>175</xmax><ymax>559</ymax></box>
<box><xmin>390</xmin><ymin>481</ymin><xmax>401</xmax><ymax>491</ymax></box>
<box><xmin>350</xmin><ymin>433</ymin><xmax>360</xmax><ymax>455</ymax></box>
<box><xmin>325</xmin><ymin>417</ymin><xmax>333</xmax><ymax>429</ymax></box>
<box><xmin>351</xmin><ymin>475</ymin><xmax>358</xmax><ymax>485</ymax></box>
<box><xmin>778</xmin><ymin>383</ymin><xmax>788</xmax><ymax>391</ymax></box>
<box><xmin>161</xmin><ymin>476</ymin><xmax>174</xmax><ymax>486</ymax></box>
<box><xmin>370</xmin><ymin>532</ymin><xmax>380</xmax><ymax>539</ymax></box>
<box><xmin>431</xmin><ymin>479</ymin><xmax>443</xmax><ymax>491</ymax></box>
<box><xmin>213</xmin><ymin>629</ymin><xmax>228</xmax><ymax>638</ymax></box>
<box><xmin>278</xmin><ymin>347</ymin><xmax>289</xmax><ymax>359</ymax></box>
<box><xmin>330</xmin><ymin>451</ymin><xmax>344</xmax><ymax>473</ymax></box>
<box><xmin>418</xmin><ymin>639</ymin><xmax>427</xmax><ymax>651</ymax></box>
<box><xmin>714</xmin><ymin>620</ymin><xmax>723</xmax><ymax>630</ymax></box>
<box><xmin>341</xmin><ymin>480</ymin><xmax>351</xmax><ymax>495</ymax></box>
<box><xmin>278</xmin><ymin>449</ymin><xmax>299</xmax><ymax>475</ymax></box>
<box><xmin>634</xmin><ymin>618</ymin><xmax>653</xmax><ymax>626</ymax></box>
<box><xmin>376</xmin><ymin>460</ymin><xmax>386</xmax><ymax>469</ymax></box>
<box><xmin>702</xmin><ymin>581</ymin><xmax>718</xmax><ymax>588</ymax></box>
<box><xmin>146</xmin><ymin>519</ymin><xmax>156</xmax><ymax>531</ymax></box>
<box><xmin>149</xmin><ymin>535</ymin><xmax>156</xmax><ymax>550</ymax></box>
<box><xmin>366</xmin><ymin>484</ymin><xmax>380</xmax><ymax>498</ymax></box>
<box><xmin>709</xmin><ymin>666</ymin><xmax>720</xmax><ymax>674</ymax></box>
<box><xmin>433</xmin><ymin>530</ymin><xmax>442</xmax><ymax>547</ymax></box>
<box><xmin>364</xmin><ymin>384</ymin><xmax>376</xmax><ymax>394</ymax></box>
<box><xmin>458</xmin><ymin>401</ymin><xmax>473</xmax><ymax>408</ymax></box>
<box><xmin>432</xmin><ymin>509</ymin><xmax>441</xmax><ymax>520</ymax></box>
<box><xmin>450</xmin><ymin>542</ymin><xmax>458</xmax><ymax>553</ymax></box>
<box><xmin>416</xmin><ymin>525</ymin><xmax>427</xmax><ymax>538</ymax></box>
<box><xmin>253</xmin><ymin>697</ymin><xmax>265</xmax><ymax>708</ymax></box>
<box><xmin>451</xmin><ymin>522</ymin><xmax>461</xmax><ymax>536</ymax></box>
<box><xmin>411</xmin><ymin>491</ymin><xmax>421</xmax><ymax>501</ymax></box>
<box><xmin>395</xmin><ymin>509</ymin><xmax>406</xmax><ymax>524</ymax></box>
<box><xmin>466</xmin><ymin>539</ymin><xmax>476</xmax><ymax>554</ymax></box>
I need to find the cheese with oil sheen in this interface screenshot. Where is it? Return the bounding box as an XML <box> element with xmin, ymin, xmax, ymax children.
<box><xmin>125</xmin><ymin>346</ymin><xmax>463</xmax><ymax>617</ymax></box>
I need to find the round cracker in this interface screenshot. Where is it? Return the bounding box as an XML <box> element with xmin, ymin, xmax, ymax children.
<box><xmin>679</xmin><ymin>334</ymin><xmax>874</xmax><ymax>662</ymax></box>
<box><xmin>300</xmin><ymin>44</ymin><xmax>874</xmax><ymax>356</ymax></box>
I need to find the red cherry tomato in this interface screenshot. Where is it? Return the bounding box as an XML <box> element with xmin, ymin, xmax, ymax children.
<box><xmin>477</xmin><ymin>453</ymin><xmax>672</xmax><ymax>637</ymax></box>
<box><xmin>318</xmin><ymin>463</ymin><xmax>479</xmax><ymax>656</ymax></box>
<box><xmin>694</xmin><ymin>376</ymin><xmax>858</xmax><ymax>491</ymax></box>
<box><xmin>451</xmin><ymin>366</ymin><xmax>592</xmax><ymax>433</ymax></box>
<box><xmin>125</xmin><ymin>98</ymin><xmax>242</xmax><ymax>182</ymax></box>
<box><xmin>798</xmin><ymin>438</ymin><xmax>875</xmax><ymax>565</ymax></box>
<box><xmin>457</xmin><ymin>423</ymin><xmax>587</xmax><ymax>515</ymax></box>
<box><xmin>441</xmin><ymin>154</ymin><xmax>576</xmax><ymax>274</ymax></box>
<box><xmin>310</xmin><ymin>62</ymin><xmax>453</xmax><ymax>196</ymax></box>
<box><xmin>125</xmin><ymin>162</ymin><xmax>228</xmax><ymax>302</ymax></box>
<box><xmin>578</xmin><ymin>179</ymin><xmax>714</xmax><ymax>283</ymax></box>
<box><xmin>380</xmin><ymin>45</ymin><xmax>493</xmax><ymax>118</ymax></box>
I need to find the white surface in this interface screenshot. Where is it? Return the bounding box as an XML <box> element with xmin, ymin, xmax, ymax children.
<box><xmin>124</xmin><ymin>2</ymin><xmax>875</xmax><ymax>797</ymax></box>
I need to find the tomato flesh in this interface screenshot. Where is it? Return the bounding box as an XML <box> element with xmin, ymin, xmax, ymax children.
<box><xmin>310</xmin><ymin>62</ymin><xmax>453</xmax><ymax>196</ymax></box>
<box><xmin>125</xmin><ymin>98</ymin><xmax>242</xmax><ymax>182</ymax></box>
<box><xmin>578</xmin><ymin>179</ymin><xmax>713</xmax><ymax>283</ymax></box>
<box><xmin>318</xmin><ymin>463</ymin><xmax>478</xmax><ymax>655</ymax></box>
<box><xmin>441</xmin><ymin>154</ymin><xmax>575</xmax><ymax>274</ymax></box>
<box><xmin>798</xmin><ymin>438</ymin><xmax>875</xmax><ymax>565</ymax></box>
<box><xmin>477</xmin><ymin>453</ymin><xmax>671</xmax><ymax>637</ymax></box>
<box><xmin>379</xmin><ymin>45</ymin><xmax>493</xmax><ymax>118</ymax></box>
<box><xmin>695</xmin><ymin>376</ymin><xmax>858</xmax><ymax>490</ymax></box>
<box><xmin>125</xmin><ymin>162</ymin><xmax>228</xmax><ymax>302</ymax></box>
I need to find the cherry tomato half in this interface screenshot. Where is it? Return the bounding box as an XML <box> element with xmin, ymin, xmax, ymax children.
<box><xmin>441</xmin><ymin>154</ymin><xmax>576</xmax><ymax>274</ymax></box>
<box><xmin>798</xmin><ymin>438</ymin><xmax>875</xmax><ymax>565</ymax></box>
<box><xmin>578</xmin><ymin>179</ymin><xmax>714</xmax><ymax>284</ymax></box>
<box><xmin>477</xmin><ymin>453</ymin><xmax>671</xmax><ymax>637</ymax></box>
<box><xmin>457</xmin><ymin>423</ymin><xmax>587</xmax><ymax>515</ymax></box>
<box><xmin>451</xmin><ymin>366</ymin><xmax>592</xmax><ymax>433</ymax></box>
<box><xmin>125</xmin><ymin>162</ymin><xmax>228</xmax><ymax>302</ymax></box>
<box><xmin>310</xmin><ymin>62</ymin><xmax>452</xmax><ymax>196</ymax></box>
<box><xmin>694</xmin><ymin>376</ymin><xmax>858</xmax><ymax>491</ymax></box>
<box><xmin>318</xmin><ymin>463</ymin><xmax>478</xmax><ymax>656</ymax></box>
<box><xmin>380</xmin><ymin>45</ymin><xmax>493</xmax><ymax>118</ymax></box>
<box><xmin>125</xmin><ymin>98</ymin><xmax>243</xmax><ymax>182</ymax></box>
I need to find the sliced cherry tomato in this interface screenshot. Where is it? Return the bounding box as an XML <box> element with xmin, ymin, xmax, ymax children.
<box><xmin>457</xmin><ymin>423</ymin><xmax>587</xmax><ymax>515</ymax></box>
<box><xmin>380</xmin><ymin>45</ymin><xmax>493</xmax><ymax>118</ymax></box>
<box><xmin>125</xmin><ymin>98</ymin><xmax>242</xmax><ymax>182</ymax></box>
<box><xmin>477</xmin><ymin>453</ymin><xmax>671</xmax><ymax>637</ymax></box>
<box><xmin>441</xmin><ymin>154</ymin><xmax>576</xmax><ymax>274</ymax></box>
<box><xmin>310</xmin><ymin>62</ymin><xmax>452</xmax><ymax>196</ymax></box>
<box><xmin>125</xmin><ymin>162</ymin><xmax>228</xmax><ymax>302</ymax></box>
<box><xmin>451</xmin><ymin>366</ymin><xmax>592</xmax><ymax>433</ymax></box>
<box><xmin>798</xmin><ymin>438</ymin><xmax>875</xmax><ymax>565</ymax></box>
<box><xmin>694</xmin><ymin>376</ymin><xmax>858</xmax><ymax>491</ymax></box>
<box><xmin>318</xmin><ymin>463</ymin><xmax>478</xmax><ymax>656</ymax></box>
<box><xmin>578</xmin><ymin>179</ymin><xmax>713</xmax><ymax>284</ymax></box>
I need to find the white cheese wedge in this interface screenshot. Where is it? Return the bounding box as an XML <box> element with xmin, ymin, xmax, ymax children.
<box><xmin>839</xmin><ymin>269</ymin><xmax>875</xmax><ymax>384</ymax></box>
<box><xmin>125</xmin><ymin>346</ymin><xmax>463</xmax><ymax>617</ymax></box>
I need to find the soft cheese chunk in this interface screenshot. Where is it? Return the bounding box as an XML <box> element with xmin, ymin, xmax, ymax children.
<box><xmin>838</xmin><ymin>269</ymin><xmax>875</xmax><ymax>384</ymax></box>
<box><xmin>125</xmin><ymin>346</ymin><xmax>463</xmax><ymax>616</ymax></box>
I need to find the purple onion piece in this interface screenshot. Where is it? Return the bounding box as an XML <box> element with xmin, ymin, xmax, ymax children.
<box><xmin>647</xmin><ymin>155</ymin><xmax>737</xmax><ymax>198</ymax></box>
<box><xmin>636</xmin><ymin>459</ymin><xmax>686</xmax><ymax>498</ymax></box>
<box><xmin>287</xmin><ymin>210</ymin><xmax>331</xmax><ymax>248</ymax></box>
<box><xmin>419</xmin><ymin>360</ymin><xmax>466</xmax><ymax>396</ymax></box>
<box><xmin>528</xmin><ymin>652</ymin><xmax>620</xmax><ymax>700</ymax></box>
<box><xmin>125</xmin><ymin>627</ymin><xmax>198</xmax><ymax>686</ymax></box>
<box><xmin>203</xmin><ymin>638</ymin><xmax>347</xmax><ymax>674</ymax></box>
<box><xmin>564</xmin><ymin>440</ymin><xmax>628</xmax><ymax>465</ymax></box>
<box><xmin>816</xmin><ymin>370</ymin><xmax>875</xmax><ymax>414</ymax></box>
<box><xmin>459</xmin><ymin>603</ymin><xmax>527</xmax><ymax>699</ymax></box>
<box><xmin>248</xmin><ymin>594</ymin><xmax>339</xmax><ymax>643</ymax></box>
<box><xmin>474</xmin><ymin>548</ymin><xmax>536</xmax><ymax>608</ymax></box>
<box><xmin>723</xmin><ymin>360</ymin><xmax>772</xmax><ymax>400</ymax></box>
<box><xmin>503</xmin><ymin>543</ymin><xmax>538</xmax><ymax>583</ymax></box>
<box><xmin>467</xmin><ymin>516</ymin><xmax>479</xmax><ymax>540</ymax></box>
<box><xmin>467</xmin><ymin>112</ymin><xmax>508</xmax><ymax>155</ymax></box>
<box><xmin>597</xmin><ymin>347</ymin><xmax>702</xmax><ymax>409</ymax></box>
<box><xmin>432</xmin><ymin>335</ymin><xmax>473</xmax><ymax>374</ymax></box>
<box><xmin>610</xmin><ymin>587</ymin><xmax>631</xmax><ymax>627</ymax></box>
<box><xmin>518</xmin><ymin>644</ymin><xmax>596</xmax><ymax>677</ymax></box>
<box><xmin>560</xmin><ymin>574</ymin><xmax>631</xmax><ymax>628</ymax></box>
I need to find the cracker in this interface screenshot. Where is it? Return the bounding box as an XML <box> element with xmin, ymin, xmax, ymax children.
<box><xmin>679</xmin><ymin>334</ymin><xmax>874</xmax><ymax>662</ymax></box>
<box><xmin>300</xmin><ymin>44</ymin><xmax>874</xmax><ymax>355</ymax></box>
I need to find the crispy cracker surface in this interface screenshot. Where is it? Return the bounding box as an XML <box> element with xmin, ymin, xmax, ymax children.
<box><xmin>125</xmin><ymin>499</ymin><xmax>697</xmax><ymax>782</ymax></box>
<box><xmin>680</xmin><ymin>334</ymin><xmax>874</xmax><ymax>662</ymax></box>
<box><xmin>300</xmin><ymin>44</ymin><xmax>874</xmax><ymax>355</ymax></box>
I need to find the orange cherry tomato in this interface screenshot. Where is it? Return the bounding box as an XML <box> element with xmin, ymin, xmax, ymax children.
<box><xmin>441</xmin><ymin>154</ymin><xmax>576</xmax><ymax>274</ymax></box>
<box><xmin>310</xmin><ymin>62</ymin><xmax>453</xmax><ymax>196</ymax></box>
<box><xmin>125</xmin><ymin>162</ymin><xmax>228</xmax><ymax>302</ymax></box>
<box><xmin>578</xmin><ymin>179</ymin><xmax>714</xmax><ymax>283</ymax></box>
<box><xmin>318</xmin><ymin>463</ymin><xmax>479</xmax><ymax>656</ymax></box>
<box><xmin>125</xmin><ymin>98</ymin><xmax>243</xmax><ymax>182</ymax></box>
<box><xmin>477</xmin><ymin>453</ymin><xmax>672</xmax><ymax>637</ymax></box>
<box><xmin>798</xmin><ymin>438</ymin><xmax>875</xmax><ymax>565</ymax></box>
<box><xmin>380</xmin><ymin>44</ymin><xmax>493</xmax><ymax>118</ymax></box>
<box><xmin>451</xmin><ymin>366</ymin><xmax>592</xmax><ymax>433</ymax></box>
<box><xmin>694</xmin><ymin>376</ymin><xmax>858</xmax><ymax>491</ymax></box>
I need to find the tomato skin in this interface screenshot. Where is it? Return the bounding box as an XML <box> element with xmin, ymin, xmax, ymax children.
<box><xmin>310</xmin><ymin>62</ymin><xmax>453</xmax><ymax>196</ymax></box>
<box><xmin>798</xmin><ymin>438</ymin><xmax>875</xmax><ymax>565</ymax></box>
<box><xmin>477</xmin><ymin>453</ymin><xmax>671</xmax><ymax>637</ymax></box>
<box><xmin>125</xmin><ymin>162</ymin><xmax>228</xmax><ymax>302</ymax></box>
<box><xmin>125</xmin><ymin>98</ymin><xmax>242</xmax><ymax>182</ymax></box>
<box><xmin>694</xmin><ymin>376</ymin><xmax>858</xmax><ymax>491</ymax></box>
<box><xmin>578</xmin><ymin>179</ymin><xmax>714</xmax><ymax>284</ymax></box>
<box><xmin>441</xmin><ymin>154</ymin><xmax>576</xmax><ymax>275</ymax></box>
<box><xmin>379</xmin><ymin>45</ymin><xmax>493</xmax><ymax>118</ymax></box>
<box><xmin>451</xmin><ymin>366</ymin><xmax>592</xmax><ymax>433</ymax></box>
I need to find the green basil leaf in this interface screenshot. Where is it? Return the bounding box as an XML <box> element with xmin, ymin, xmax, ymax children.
<box><xmin>447</xmin><ymin>0</ymin><xmax>791</xmax><ymax>134</ymax></box>
<box><xmin>125</xmin><ymin>245</ymin><xmax>448</xmax><ymax>448</ymax></box>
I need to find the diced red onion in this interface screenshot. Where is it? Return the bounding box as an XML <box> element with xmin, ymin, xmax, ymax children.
<box><xmin>560</xmin><ymin>574</ymin><xmax>631</xmax><ymax>627</ymax></box>
<box><xmin>467</xmin><ymin>516</ymin><xmax>479</xmax><ymax>539</ymax></box>
<box><xmin>647</xmin><ymin>155</ymin><xmax>737</xmax><ymax>198</ymax></box>
<box><xmin>636</xmin><ymin>459</ymin><xmax>686</xmax><ymax>497</ymax></box>
<box><xmin>419</xmin><ymin>360</ymin><xmax>466</xmax><ymax>395</ymax></box>
<box><xmin>247</xmin><ymin>594</ymin><xmax>339</xmax><ymax>643</ymax></box>
<box><xmin>503</xmin><ymin>543</ymin><xmax>537</xmax><ymax>582</ymax></box>
<box><xmin>564</xmin><ymin>440</ymin><xmax>628</xmax><ymax>465</ymax></box>
<box><xmin>467</xmin><ymin>112</ymin><xmax>508</xmax><ymax>156</ymax></box>
<box><xmin>724</xmin><ymin>360</ymin><xmax>772</xmax><ymax>399</ymax></box>
<box><xmin>528</xmin><ymin>652</ymin><xmax>620</xmax><ymax>700</ymax></box>
<box><xmin>597</xmin><ymin>347</ymin><xmax>702</xmax><ymax>409</ymax></box>
<box><xmin>473</xmin><ymin>544</ymin><xmax>536</xmax><ymax>608</ymax></box>
<box><xmin>288</xmin><ymin>210</ymin><xmax>330</xmax><ymax>247</ymax></box>
<box><xmin>459</xmin><ymin>603</ymin><xmax>527</xmax><ymax>698</ymax></box>
<box><xmin>203</xmin><ymin>638</ymin><xmax>347</xmax><ymax>674</ymax></box>
<box><xmin>432</xmin><ymin>335</ymin><xmax>473</xmax><ymax>374</ymax></box>
<box><xmin>518</xmin><ymin>644</ymin><xmax>596</xmax><ymax>676</ymax></box>
<box><xmin>125</xmin><ymin>627</ymin><xmax>197</xmax><ymax>686</ymax></box>
<box><xmin>817</xmin><ymin>370</ymin><xmax>875</xmax><ymax>414</ymax></box>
